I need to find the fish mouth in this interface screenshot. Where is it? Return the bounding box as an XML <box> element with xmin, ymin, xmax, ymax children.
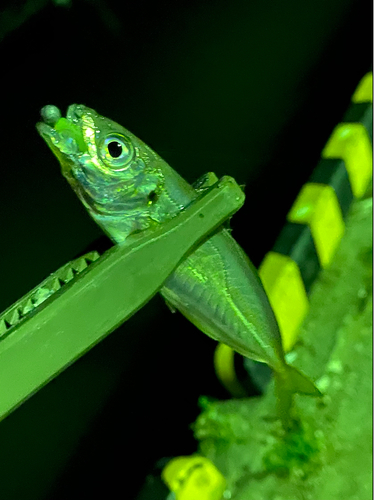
<box><xmin>36</xmin><ymin>104</ymin><xmax>88</xmax><ymax>156</ymax></box>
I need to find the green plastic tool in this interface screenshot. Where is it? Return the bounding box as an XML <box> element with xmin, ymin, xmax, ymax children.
<box><xmin>0</xmin><ymin>175</ymin><xmax>244</xmax><ymax>421</ymax></box>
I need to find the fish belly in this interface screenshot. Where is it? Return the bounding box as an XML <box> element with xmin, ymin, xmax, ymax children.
<box><xmin>160</xmin><ymin>228</ymin><xmax>285</xmax><ymax>369</ymax></box>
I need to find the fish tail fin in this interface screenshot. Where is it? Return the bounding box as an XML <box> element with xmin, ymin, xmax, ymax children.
<box><xmin>282</xmin><ymin>364</ymin><xmax>321</xmax><ymax>396</ymax></box>
<box><xmin>274</xmin><ymin>365</ymin><xmax>321</xmax><ymax>429</ymax></box>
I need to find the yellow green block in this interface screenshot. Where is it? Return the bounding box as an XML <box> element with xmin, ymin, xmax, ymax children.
<box><xmin>322</xmin><ymin>123</ymin><xmax>372</xmax><ymax>198</ymax></box>
<box><xmin>259</xmin><ymin>252</ymin><xmax>309</xmax><ymax>353</ymax></box>
<box><xmin>352</xmin><ymin>72</ymin><xmax>373</xmax><ymax>103</ymax></box>
<box><xmin>287</xmin><ymin>183</ymin><xmax>345</xmax><ymax>268</ymax></box>
<box><xmin>162</xmin><ymin>455</ymin><xmax>226</xmax><ymax>500</ymax></box>
<box><xmin>213</xmin><ymin>343</ymin><xmax>247</xmax><ymax>398</ymax></box>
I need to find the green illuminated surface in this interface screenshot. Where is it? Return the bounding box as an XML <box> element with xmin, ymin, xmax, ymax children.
<box><xmin>0</xmin><ymin>176</ymin><xmax>244</xmax><ymax>422</ymax></box>
<box><xmin>193</xmin><ymin>194</ymin><xmax>372</xmax><ymax>500</ymax></box>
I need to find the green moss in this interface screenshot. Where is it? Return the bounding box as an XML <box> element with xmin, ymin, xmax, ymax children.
<box><xmin>193</xmin><ymin>396</ymin><xmax>252</xmax><ymax>456</ymax></box>
<box><xmin>262</xmin><ymin>418</ymin><xmax>323</xmax><ymax>478</ymax></box>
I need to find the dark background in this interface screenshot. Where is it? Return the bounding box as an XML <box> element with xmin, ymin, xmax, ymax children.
<box><xmin>0</xmin><ymin>0</ymin><xmax>371</xmax><ymax>498</ymax></box>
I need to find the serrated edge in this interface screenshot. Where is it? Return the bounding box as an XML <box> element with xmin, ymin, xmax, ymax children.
<box><xmin>0</xmin><ymin>250</ymin><xmax>102</xmax><ymax>339</ymax></box>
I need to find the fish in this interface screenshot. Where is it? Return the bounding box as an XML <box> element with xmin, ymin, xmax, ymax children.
<box><xmin>37</xmin><ymin>104</ymin><xmax>320</xmax><ymax>426</ymax></box>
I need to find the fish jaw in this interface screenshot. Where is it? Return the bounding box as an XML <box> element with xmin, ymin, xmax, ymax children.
<box><xmin>37</xmin><ymin>104</ymin><xmax>137</xmax><ymax>209</ymax></box>
<box><xmin>36</xmin><ymin>105</ymin><xmax>87</xmax><ymax>153</ymax></box>
<box><xmin>36</xmin><ymin>105</ymin><xmax>93</xmax><ymax>188</ymax></box>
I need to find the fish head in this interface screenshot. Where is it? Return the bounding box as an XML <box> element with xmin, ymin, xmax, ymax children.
<box><xmin>36</xmin><ymin>104</ymin><xmax>164</xmax><ymax>230</ymax></box>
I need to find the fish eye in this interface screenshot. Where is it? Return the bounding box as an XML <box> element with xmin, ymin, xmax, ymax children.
<box><xmin>99</xmin><ymin>133</ymin><xmax>134</xmax><ymax>171</ymax></box>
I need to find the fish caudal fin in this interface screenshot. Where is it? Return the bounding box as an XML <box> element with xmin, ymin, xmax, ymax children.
<box><xmin>274</xmin><ymin>365</ymin><xmax>321</xmax><ymax>429</ymax></box>
<box><xmin>282</xmin><ymin>364</ymin><xmax>321</xmax><ymax>396</ymax></box>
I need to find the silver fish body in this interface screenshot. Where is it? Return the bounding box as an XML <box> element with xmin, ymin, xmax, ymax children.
<box><xmin>161</xmin><ymin>226</ymin><xmax>285</xmax><ymax>371</ymax></box>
